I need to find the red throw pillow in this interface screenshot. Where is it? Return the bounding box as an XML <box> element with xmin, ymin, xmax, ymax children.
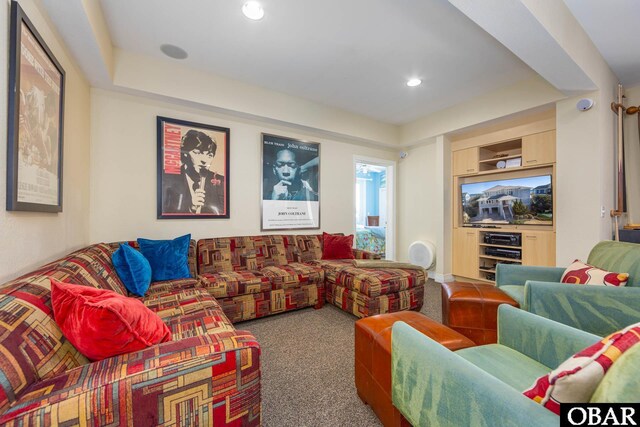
<box><xmin>51</xmin><ymin>278</ymin><xmax>171</xmax><ymax>361</ymax></box>
<box><xmin>322</xmin><ymin>232</ymin><xmax>355</xmax><ymax>260</ymax></box>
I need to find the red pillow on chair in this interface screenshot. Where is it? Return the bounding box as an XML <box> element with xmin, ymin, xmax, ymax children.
<box><xmin>322</xmin><ymin>232</ymin><xmax>355</xmax><ymax>260</ymax></box>
<box><xmin>51</xmin><ymin>279</ymin><xmax>171</xmax><ymax>361</ymax></box>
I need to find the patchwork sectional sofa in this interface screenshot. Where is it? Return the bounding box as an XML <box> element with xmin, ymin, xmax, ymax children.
<box><xmin>0</xmin><ymin>234</ymin><xmax>425</xmax><ymax>425</ymax></box>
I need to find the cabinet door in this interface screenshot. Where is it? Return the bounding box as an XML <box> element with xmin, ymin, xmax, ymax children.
<box><xmin>453</xmin><ymin>228</ymin><xmax>479</xmax><ymax>278</ymax></box>
<box><xmin>452</xmin><ymin>148</ymin><xmax>479</xmax><ymax>176</ymax></box>
<box><xmin>522</xmin><ymin>131</ymin><xmax>556</xmax><ymax>167</ymax></box>
<box><xmin>521</xmin><ymin>231</ymin><xmax>555</xmax><ymax>266</ymax></box>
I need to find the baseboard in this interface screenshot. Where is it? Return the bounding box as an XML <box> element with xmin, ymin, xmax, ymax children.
<box><xmin>428</xmin><ymin>271</ymin><xmax>454</xmax><ymax>283</ymax></box>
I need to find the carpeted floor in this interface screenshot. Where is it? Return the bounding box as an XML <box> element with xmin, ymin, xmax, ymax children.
<box><xmin>241</xmin><ymin>278</ymin><xmax>442</xmax><ymax>427</ymax></box>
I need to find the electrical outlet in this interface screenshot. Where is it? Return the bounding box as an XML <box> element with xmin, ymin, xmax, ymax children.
<box><xmin>601</xmin><ymin>206</ymin><xmax>606</xmax><ymax>218</ymax></box>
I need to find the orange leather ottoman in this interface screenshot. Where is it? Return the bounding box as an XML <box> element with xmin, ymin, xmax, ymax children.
<box><xmin>441</xmin><ymin>281</ymin><xmax>519</xmax><ymax>346</ymax></box>
<box><xmin>355</xmin><ymin>311</ymin><xmax>475</xmax><ymax>427</ymax></box>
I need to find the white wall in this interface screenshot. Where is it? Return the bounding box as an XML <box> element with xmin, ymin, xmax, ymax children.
<box><xmin>90</xmin><ymin>89</ymin><xmax>397</xmax><ymax>242</ymax></box>
<box><xmin>0</xmin><ymin>0</ymin><xmax>91</xmax><ymax>282</ymax></box>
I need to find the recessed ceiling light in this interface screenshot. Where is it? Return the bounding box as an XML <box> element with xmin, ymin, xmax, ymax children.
<box><xmin>242</xmin><ymin>1</ymin><xmax>264</xmax><ymax>20</ymax></box>
<box><xmin>160</xmin><ymin>44</ymin><xmax>188</xmax><ymax>60</ymax></box>
<box><xmin>407</xmin><ymin>78</ymin><xmax>422</xmax><ymax>87</ymax></box>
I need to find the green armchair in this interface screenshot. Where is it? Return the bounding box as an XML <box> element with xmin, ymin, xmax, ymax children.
<box><xmin>496</xmin><ymin>240</ymin><xmax>640</xmax><ymax>336</ymax></box>
<box><xmin>391</xmin><ymin>305</ymin><xmax>601</xmax><ymax>426</ymax></box>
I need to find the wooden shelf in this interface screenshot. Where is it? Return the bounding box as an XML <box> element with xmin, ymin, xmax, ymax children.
<box><xmin>479</xmin><ymin>255</ymin><xmax>522</xmax><ymax>263</ymax></box>
<box><xmin>479</xmin><ymin>243</ymin><xmax>522</xmax><ymax>250</ymax></box>
<box><xmin>479</xmin><ymin>268</ymin><xmax>496</xmax><ymax>273</ymax></box>
<box><xmin>478</xmin><ymin>154</ymin><xmax>522</xmax><ymax>164</ymax></box>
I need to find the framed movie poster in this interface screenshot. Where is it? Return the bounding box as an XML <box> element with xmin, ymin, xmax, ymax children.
<box><xmin>157</xmin><ymin>116</ymin><xmax>230</xmax><ymax>219</ymax></box>
<box><xmin>7</xmin><ymin>1</ymin><xmax>65</xmax><ymax>212</ymax></box>
<box><xmin>261</xmin><ymin>133</ymin><xmax>320</xmax><ymax>230</ymax></box>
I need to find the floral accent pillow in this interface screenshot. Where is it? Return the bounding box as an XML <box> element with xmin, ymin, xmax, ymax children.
<box><xmin>561</xmin><ymin>260</ymin><xmax>629</xmax><ymax>287</ymax></box>
<box><xmin>523</xmin><ymin>322</ymin><xmax>640</xmax><ymax>414</ymax></box>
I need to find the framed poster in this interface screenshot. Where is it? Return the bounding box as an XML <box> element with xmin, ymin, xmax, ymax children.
<box><xmin>261</xmin><ymin>133</ymin><xmax>320</xmax><ymax>230</ymax></box>
<box><xmin>7</xmin><ymin>1</ymin><xmax>65</xmax><ymax>212</ymax></box>
<box><xmin>157</xmin><ymin>116</ymin><xmax>230</xmax><ymax>219</ymax></box>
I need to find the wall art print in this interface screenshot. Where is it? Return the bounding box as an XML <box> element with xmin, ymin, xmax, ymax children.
<box><xmin>157</xmin><ymin>116</ymin><xmax>230</xmax><ymax>219</ymax></box>
<box><xmin>261</xmin><ymin>133</ymin><xmax>320</xmax><ymax>230</ymax></box>
<box><xmin>7</xmin><ymin>1</ymin><xmax>65</xmax><ymax>212</ymax></box>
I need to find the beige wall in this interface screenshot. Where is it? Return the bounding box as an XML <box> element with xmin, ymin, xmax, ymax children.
<box><xmin>89</xmin><ymin>89</ymin><xmax>396</xmax><ymax>242</ymax></box>
<box><xmin>397</xmin><ymin>139</ymin><xmax>438</xmax><ymax>260</ymax></box>
<box><xmin>0</xmin><ymin>0</ymin><xmax>91</xmax><ymax>282</ymax></box>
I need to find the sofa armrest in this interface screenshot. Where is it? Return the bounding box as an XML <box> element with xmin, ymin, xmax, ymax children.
<box><xmin>497</xmin><ymin>305</ymin><xmax>601</xmax><ymax>368</ymax></box>
<box><xmin>525</xmin><ymin>281</ymin><xmax>640</xmax><ymax>336</ymax></box>
<box><xmin>352</xmin><ymin>248</ymin><xmax>381</xmax><ymax>259</ymax></box>
<box><xmin>0</xmin><ymin>331</ymin><xmax>261</xmax><ymax>426</ymax></box>
<box><xmin>391</xmin><ymin>321</ymin><xmax>558</xmax><ymax>427</ymax></box>
<box><xmin>496</xmin><ymin>264</ymin><xmax>565</xmax><ymax>287</ymax></box>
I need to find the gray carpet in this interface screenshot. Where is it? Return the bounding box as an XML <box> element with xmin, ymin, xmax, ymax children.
<box><xmin>241</xmin><ymin>279</ymin><xmax>442</xmax><ymax>427</ymax></box>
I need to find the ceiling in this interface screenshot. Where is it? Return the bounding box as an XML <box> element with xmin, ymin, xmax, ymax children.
<box><xmin>96</xmin><ymin>0</ymin><xmax>535</xmax><ymax>124</ymax></box>
<box><xmin>563</xmin><ymin>0</ymin><xmax>640</xmax><ymax>88</ymax></box>
<box><xmin>37</xmin><ymin>0</ymin><xmax>640</xmax><ymax>128</ymax></box>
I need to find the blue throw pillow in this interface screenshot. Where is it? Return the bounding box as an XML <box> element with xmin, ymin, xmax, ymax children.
<box><xmin>137</xmin><ymin>234</ymin><xmax>191</xmax><ymax>282</ymax></box>
<box><xmin>112</xmin><ymin>243</ymin><xmax>152</xmax><ymax>296</ymax></box>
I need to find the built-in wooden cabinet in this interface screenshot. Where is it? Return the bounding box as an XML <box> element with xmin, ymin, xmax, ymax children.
<box><xmin>521</xmin><ymin>231</ymin><xmax>556</xmax><ymax>266</ymax></box>
<box><xmin>452</xmin><ymin>228</ymin><xmax>479</xmax><ymax>279</ymax></box>
<box><xmin>450</xmin><ymin>116</ymin><xmax>557</xmax><ymax>284</ymax></box>
<box><xmin>522</xmin><ymin>131</ymin><xmax>556</xmax><ymax>167</ymax></box>
<box><xmin>452</xmin><ymin>148</ymin><xmax>478</xmax><ymax>176</ymax></box>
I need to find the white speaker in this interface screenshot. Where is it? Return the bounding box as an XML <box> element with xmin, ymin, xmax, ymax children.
<box><xmin>399</xmin><ymin>151</ymin><xmax>408</xmax><ymax>159</ymax></box>
<box><xmin>576</xmin><ymin>98</ymin><xmax>594</xmax><ymax>111</ymax></box>
<box><xmin>408</xmin><ymin>241</ymin><xmax>436</xmax><ymax>269</ymax></box>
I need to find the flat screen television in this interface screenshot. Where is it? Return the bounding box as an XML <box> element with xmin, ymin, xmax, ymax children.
<box><xmin>461</xmin><ymin>175</ymin><xmax>552</xmax><ymax>226</ymax></box>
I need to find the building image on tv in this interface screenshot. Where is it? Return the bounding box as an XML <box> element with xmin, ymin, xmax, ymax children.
<box><xmin>461</xmin><ymin>175</ymin><xmax>552</xmax><ymax>225</ymax></box>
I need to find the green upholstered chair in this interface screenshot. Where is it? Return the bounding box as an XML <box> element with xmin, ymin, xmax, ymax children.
<box><xmin>496</xmin><ymin>240</ymin><xmax>640</xmax><ymax>336</ymax></box>
<box><xmin>391</xmin><ymin>305</ymin><xmax>631</xmax><ymax>427</ymax></box>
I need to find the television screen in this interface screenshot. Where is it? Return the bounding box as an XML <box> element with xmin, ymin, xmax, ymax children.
<box><xmin>461</xmin><ymin>175</ymin><xmax>552</xmax><ymax>226</ymax></box>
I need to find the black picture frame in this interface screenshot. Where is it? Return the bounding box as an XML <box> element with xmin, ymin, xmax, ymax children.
<box><xmin>7</xmin><ymin>1</ymin><xmax>65</xmax><ymax>212</ymax></box>
<box><xmin>157</xmin><ymin>116</ymin><xmax>230</xmax><ymax>219</ymax></box>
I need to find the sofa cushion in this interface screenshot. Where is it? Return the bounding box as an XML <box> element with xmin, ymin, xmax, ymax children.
<box><xmin>523</xmin><ymin>321</ymin><xmax>640</xmax><ymax>414</ymax></box>
<box><xmin>197</xmin><ymin>237</ymin><xmax>258</xmax><ymax>273</ymax></box>
<box><xmin>456</xmin><ymin>344</ymin><xmax>551</xmax><ymax>391</ymax></box>
<box><xmin>112</xmin><ymin>243</ymin><xmax>152</xmax><ymax>296</ymax></box>
<box><xmin>295</xmin><ymin>234</ymin><xmax>323</xmax><ymax>262</ymax></box>
<box><xmin>146</xmin><ymin>278</ymin><xmax>201</xmax><ymax>296</ymax></box>
<box><xmin>252</xmin><ymin>235</ymin><xmax>290</xmax><ymax>268</ymax></box>
<box><xmin>260</xmin><ymin>262</ymin><xmax>325</xmax><ymax>290</ymax></box>
<box><xmin>51</xmin><ymin>279</ymin><xmax>171</xmax><ymax>361</ymax></box>
<box><xmin>143</xmin><ymin>287</ymin><xmax>220</xmax><ymax>319</ymax></box>
<box><xmin>561</xmin><ymin>259</ymin><xmax>628</xmax><ymax>287</ymax></box>
<box><xmin>138</xmin><ymin>234</ymin><xmax>192</xmax><ymax>281</ymax></box>
<box><xmin>199</xmin><ymin>271</ymin><xmax>271</xmax><ymax>298</ymax></box>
